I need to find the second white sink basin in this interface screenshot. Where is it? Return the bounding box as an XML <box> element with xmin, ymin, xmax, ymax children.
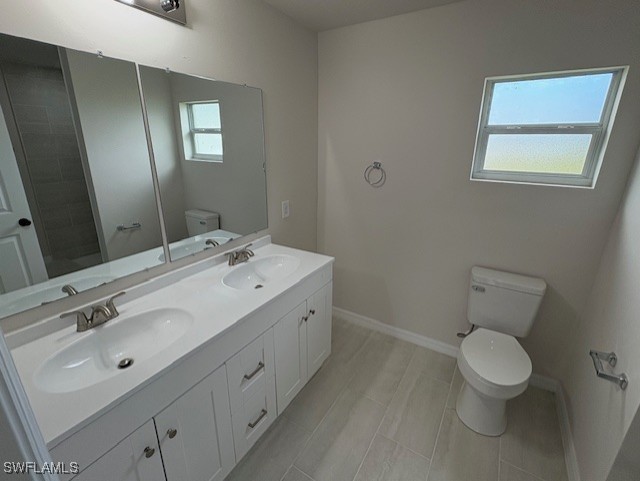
<box><xmin>223</xmin><ymin>255</ymin><xmax>300</xmax><ymax>290</ymax></box>
<box><xmin>34</xmin><ymin>308</ymin><xmax>193</xmax><ymax>394</ymax></box>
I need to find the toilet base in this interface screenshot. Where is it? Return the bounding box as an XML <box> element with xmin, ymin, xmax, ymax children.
<box><xmin>455</xmin><ymin>381</ymin><xmax>506</xmax><ymax>437</ymax></box>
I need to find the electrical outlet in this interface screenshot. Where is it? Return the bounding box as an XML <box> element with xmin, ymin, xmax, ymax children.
<box><xmin>281</xmin><ymin>200</ymin><xmax>290</xmax><ymax>219</ymax></box>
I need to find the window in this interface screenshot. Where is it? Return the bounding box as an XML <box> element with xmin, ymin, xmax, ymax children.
<box><xmin>471</xmin><ymin>67</ymin><xmax>626</xmax><ymax>187</ymax></box>
<box><xmin>186</xmin><ymin>101</ymin><xmax>223</xmax><ymax>161</ymax></box>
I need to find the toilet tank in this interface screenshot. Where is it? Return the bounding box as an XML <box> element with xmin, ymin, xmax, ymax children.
<box><xmin>185</xmin><ymin>209</ymin><xmax>220</xmax><ymax>236</ymax></box>
<box><xmin>467</xmin><ymin>267</ymin><xmax>546</xmax><ymax>338</ymax></box>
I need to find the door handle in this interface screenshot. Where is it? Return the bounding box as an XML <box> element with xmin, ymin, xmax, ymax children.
<box><xmin>18</xmin><ymin>218</ymin><xmax>32</xmax><ymax>227</ymax></box>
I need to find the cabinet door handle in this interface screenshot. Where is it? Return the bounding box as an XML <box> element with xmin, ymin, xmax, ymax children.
<box><xmin>309</xmin><ymin>309</ymin><xmax>316</xmax><ymax>316</ymax></box>
<box><xmin>167</xmin><ymin>428</ymin><xmax>178</xmax><ymax>439</ymax></box>
<box><xmin>248</xmin><ymin>409</ymin><xmax>268</xmax><ymax>429</ymax></box>
<box><xmin>302</xmin><ymin>315</ymin><xmax>308</xmax><ymax>323</ymax></box>
<box><xmin>144</xmin><ymin>447</ymin><xmax>155</xmax><ymax>458</ymax></box>
<box><xmin>244</xmin><ymin>361</ymin><xmax>265</xmax><ymax>380</ymax></box>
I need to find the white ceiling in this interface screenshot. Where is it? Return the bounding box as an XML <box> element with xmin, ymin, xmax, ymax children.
<box><xmin>262</xmin><ymin>0</ymin><xmax>467</xmax><ymax>31</ymax></box>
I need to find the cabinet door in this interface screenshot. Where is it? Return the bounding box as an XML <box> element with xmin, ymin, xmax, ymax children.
<box><xmin>306</xmin><ymin>282</ymin><xmax>333</xmax><ymax>378</ymax></box>
<box><xmin>74</xmin><ymin>420</ymin><xmax>164</xmax><ymax>481</ymax></box>
<box><xmin>274</xmin><ymin>301</ymin><xmax>308</xmax><ymax>414</ymax></box>
<box><xmin>154</xmin><ymin>365</ymin><xmax>235</xmax><ymax>481</ymax></box>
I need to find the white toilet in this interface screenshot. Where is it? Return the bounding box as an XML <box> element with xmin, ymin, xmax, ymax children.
<box><xmin>185</xmin><ymin>209</ymin><xmax>220</xmax><ymax>236</ymax></box>
<box><xmin>456</xmin><ymin>266</ymin><xmax>546</xmax><ymax>436</ymax></box>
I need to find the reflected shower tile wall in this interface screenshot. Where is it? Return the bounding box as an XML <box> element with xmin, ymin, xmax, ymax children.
<box><xmin>1</xmin><ymin>61</ymin><xmax>100</xmax><ymax>275</ymax></box>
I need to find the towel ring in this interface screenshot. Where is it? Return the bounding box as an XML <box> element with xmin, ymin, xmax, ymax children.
<box><xmin>364</xmin><ymin>161</ymin><xmax>386</xmax><ymax>188</ymax></box>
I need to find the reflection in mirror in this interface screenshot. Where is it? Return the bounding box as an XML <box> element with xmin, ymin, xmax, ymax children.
<box><xmin>0</xmin><ymin>33</ymin><xmax>164</xmax><ymax>318</ymax></box>
<box><xmin>138</xmin><ymin>67</ymin><xmax>268</xmax><ymax>261</ymax></box>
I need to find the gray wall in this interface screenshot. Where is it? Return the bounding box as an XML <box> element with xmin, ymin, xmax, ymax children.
<box><xmin>138</xmin><ymin>67</ymin><xmax>188</xmax><ymax>243</ymax></box>
<box><xmin>560</xmin><ymin>145</ymin><xmax>640</xmax><ymax>481</ymax></box>
<box><xmin>0</xmin><ymin>54</ymin><xmax>100</xmax><ymax>277</ymax></box>
<box><xmin>0</xmin><ymin>0</ymin><xmax>318</xmax><ymax>253</ymax></box>
<box><xmin>607</xmin><ymin>404</ymin><xmax>640</xmax><ymax>481</ymax></box>
<box><xmin>168</xmin><ymin>75</ymin><xmax>268</xmax><ymax>236</ymax></box>
<box><xmin>318</xmin><ymin>0</ymin><xmax>640</xmax><ymax>379</ymax></box>
<box><xmin>64</xmin><ymin>50</ymin><xmax>163</xmax><ymax>261</ymax></box>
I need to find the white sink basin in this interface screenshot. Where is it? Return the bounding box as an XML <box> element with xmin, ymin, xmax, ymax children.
<box><xmin>222</xmin><ymin>255</ymin><xmax>300</xmax><ymax>290</ymax></box>
<box><xmin>34</xmin><ymin>308</ymin><xmax>193</xmax><ymax>393</ymax></box>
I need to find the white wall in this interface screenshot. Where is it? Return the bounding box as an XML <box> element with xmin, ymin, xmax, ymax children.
<box><xmin>607</xmin><ymin>402</ymin><xmax>640</xmax><ymax>480</ymax></box>
<box><xmin>318</xmin><ymin>0</ymin><xmax>640</xmax><ymax>376</ymax></box>
<box><xmin>65</xmin><ymin>50</ymin><xmax>164</xmax><ymax>261</ymax></box>
<box><xmin>560</xmin><ymin>146</ymin><xmax>640</xmax><ymax>481</ymax></box>
<box><xmin>0</xmin><ymin>0</ymin><xmax>318</xmax><ymax>253</ymax></box>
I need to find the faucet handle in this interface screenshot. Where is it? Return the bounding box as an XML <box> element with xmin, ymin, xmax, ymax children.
<box><xmin>90</xmin><ymin>305</ymin><xmax>113</xmax><ymax>324</ymax></box>
<box><xmin>61</xmin><ymin>284</ymin><xmax>78</xmax><ymax>296</ymax></box>
<box><xmin>243</xmin><ymin>243</ymin><xmax>254</xmax><ymax>256</ymax></box>
<box><xmin>106</xmin><ymin>291</ymin><xmax>126</xmax><ymax>317</ymax></box>
<box><xmin>61</xmin><ymin>310</ymin><xmax>91</xmax><ymax>331</ymax></box>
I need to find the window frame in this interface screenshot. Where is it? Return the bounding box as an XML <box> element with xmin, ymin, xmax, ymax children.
<box><xmin>186</xmin><ymin>100</ymin><xmax>223</xmax><ymax>162</ymax></box>
<box><xmin>470</xmin><ymin>67</ymin><xmax>627</xmax><ymax>188</ymax></box>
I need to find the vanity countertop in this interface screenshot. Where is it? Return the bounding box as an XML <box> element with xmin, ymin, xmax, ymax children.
<box><xmin>8</xmin><ymin>238</ymin><xmax>333</xmax><ymax>447</ymax></box>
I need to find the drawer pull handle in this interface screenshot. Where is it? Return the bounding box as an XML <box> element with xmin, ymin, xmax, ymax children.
<box><xmin>248</xmin><ymin>409</ymin><xmax>268</xmax><ymax>429</ymax></box>
<box><xmin>167</xmin><ymin>428</ymin><xmax>178</xmax><ymax>439</ymax></box>
<box><xmin>244</xmin><ymin>361</ymin><xmax>265</xmax><ymax>380</ymax></box>
<box><xmin>309</xmin><ymin>309</ymin><xmax>315</xmax><ymax>316</ymax></box>
<box><xmin>144</xmin><ymin>447</ymin><xmax>155</xmax><ymax>458</ymax></box>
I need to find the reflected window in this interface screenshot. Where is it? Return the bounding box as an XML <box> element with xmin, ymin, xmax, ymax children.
<box><xmin>185</xmin><ymin>101</ymin><xmax>223</xmax><ymax>161</ymax></box>
<box><xmin>471</xmin><ymin>67</ymin><xmax>626</xmax><ymax>187</ymax></box>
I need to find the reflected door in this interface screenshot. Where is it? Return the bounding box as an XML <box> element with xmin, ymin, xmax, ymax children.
<box><xmin>0</xmin><ymin>110</ymin><xmax>47</xmax><ymax>294</ymax></box>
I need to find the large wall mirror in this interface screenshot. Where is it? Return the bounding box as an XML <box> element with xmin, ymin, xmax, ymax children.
<box><xmin>138</xmin><ymin>66</ymin><xmax>268</xmax><ymax>261</ymax></box>
<box><xmin>0</xmin><ymin>32</ymin><xmax>269</xmax><ymax>322</ymax></box>
<box><xmin>0</xmin><ymin>33</ymin><xmax>164</xmax><ymax>318</ymax></box>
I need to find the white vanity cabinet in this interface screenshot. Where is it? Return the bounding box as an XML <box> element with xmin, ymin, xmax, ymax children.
<box><xmin>73</xmin><ymin>420</ymin><xmax>164</xmax><ymax>481</ymax></box>
<box><xmin>226</xmin><ymin>329</ymin><xmax>277</xmax><ymax>459</ymax></box>
<box><xmin>306</xmin><ymin>282</ymin><xmax>333</xmax><ymax>378</ymax></box>
<box><xmin>274</xmin><ymin>282</ymin><xmax>332</xmax><ymax>414</ymax></box>
<box><xmin>73</xmin><ymin>366</ymin><xmax>235</xmax><ymax>481</ymax></box>
<box><xmin>35</xmin><ymin>245</ymin><xmax>333</xmax><ymax>481</ymax></box>
<box><xmin>154</xmin><ymin>365</ymin><xmax>235</xmax><ymax>481</ymax></box>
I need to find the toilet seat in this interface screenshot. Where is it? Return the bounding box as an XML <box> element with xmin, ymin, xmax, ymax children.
<box><xmin>457</xmin><ymin>328</ymin><xmax>531</xmax><ymax>400</ymax></box>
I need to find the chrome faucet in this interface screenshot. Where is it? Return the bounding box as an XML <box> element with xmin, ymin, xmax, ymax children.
<box><xmin>228</xmin><ymin>243</ymin><xmax>255</xmax><ymax>266</ymax></box>
<box><xmin>61</xmin><ymin>291</ymin><xmax>126</xmax><ymax>332</ymax></box>
<box><xmin>62</xmin><ymin>284</ymin><xmax>78</xmax><ymax>296</ymax></box>
<box><xmin>205</xmin><ymin>239</ymin><xmax>219</xmax><ymax>248</ymax></box>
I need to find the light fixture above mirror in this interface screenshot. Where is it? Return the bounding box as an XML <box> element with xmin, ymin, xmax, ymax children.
<box><xmin>114</xmin><ymin>0</ymin><xmax>187</xmax><ymax>25</ymax></box>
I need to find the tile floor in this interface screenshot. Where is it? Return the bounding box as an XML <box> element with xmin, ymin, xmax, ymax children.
<box><xmin>226</xmin><ymin>317</ymin><xmax>568</xmax><ymax>481</ymax></box>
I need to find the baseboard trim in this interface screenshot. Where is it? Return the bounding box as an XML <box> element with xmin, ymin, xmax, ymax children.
<box><xmin>555</xmin><ymin>384</ymin><xmax>581</xmax><ymax>481</ymax></box>
<box><xmin>333</xmin><ymin>305</ymin><xmax>580</xmax><ymax>481</ymax></box>
<box><xmin>332</xmin><ymin>306</ymin><xmax>459</xmax><ymax>358</ymax></box>
<box><xmin>526</xmin><ymin>377</ymin><xmax>580</xmax><ymax>481</ymax></box>
<box><xmin>529</xmin><ymin>373</ymin><xmax>558</xmax><ymax>392</ymax></box>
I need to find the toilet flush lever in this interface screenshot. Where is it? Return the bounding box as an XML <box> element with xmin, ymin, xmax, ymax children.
<box><xmin>457</xmin><ymin>324</ymin><xmax>476</xmax><ymax>339</ymax></box>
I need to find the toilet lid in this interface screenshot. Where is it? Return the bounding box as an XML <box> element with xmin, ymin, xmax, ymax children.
<box><xmin>460</xmin><ymin>328</ymin><xmax>532</xmax><ymax>387</ymax></box>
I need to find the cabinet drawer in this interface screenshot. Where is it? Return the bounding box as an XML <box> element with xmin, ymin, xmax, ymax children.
<box><xmin>231</xmin><ymin>374</ymin><xmax>276</xmax><ymax>460</ymax></box>
<box><xmin>226</xmin><ymin>328</ymin><xmax>274</xmax><ymax>411</ymax></box>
